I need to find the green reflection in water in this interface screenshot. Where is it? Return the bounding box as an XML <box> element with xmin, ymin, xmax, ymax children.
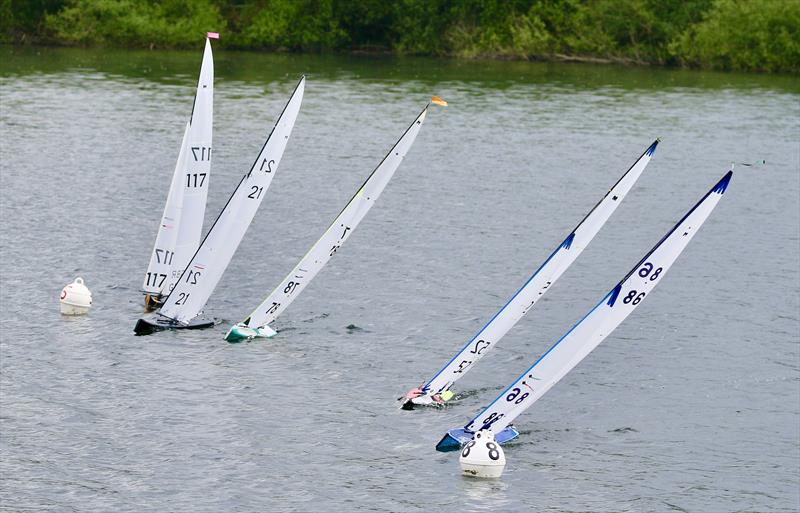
<box><xmin>2</xmin><ymin>45</ymin><xmax>798</xmax><ymax>94</ymax></box>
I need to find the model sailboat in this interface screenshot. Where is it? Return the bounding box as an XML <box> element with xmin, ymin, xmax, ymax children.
<box><xmin>134</xmin><ymin>76</ymin><xmax>306</xmax><ymax>335</ymax></box>
<box><xmin>224</xmin><ymin>101</ymin><xmax>433</xmax><ymax>342</ymax></box>
<box><xmin>436</xmin><ymin>170</ymin><xmax>733</xmax><ymax>451</ymax></box>
<box><xmin>403</xmin><ymin>140</ymin><xmax>659</xmax><ymax>408</ymax></box>
<box><xmin>142</xmin><ymin>35</ymin><xmax>215</xmax><ymax>311</ymax></box>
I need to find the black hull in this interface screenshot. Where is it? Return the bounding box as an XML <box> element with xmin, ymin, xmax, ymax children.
<box><xmin>134</xmin><ymin>315</ymin><xmax>214</xmax><ymax>335</ymax></box>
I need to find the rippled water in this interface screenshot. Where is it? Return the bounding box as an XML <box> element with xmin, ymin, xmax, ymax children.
<box><xmin>1</xmin><ymin>46</ymin><xmax>798</xmax><ymax>512</ymax></box>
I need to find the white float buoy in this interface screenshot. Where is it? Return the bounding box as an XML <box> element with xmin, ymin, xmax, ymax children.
<box><xmin>459</xmin><ymin>429</ymin><xmax>506</xmax><ymax>478</ymax></box>
<box><xmin>60</xmin><ymin>277</ymin><xmax>92</xmax><ymax>315</ymax></box>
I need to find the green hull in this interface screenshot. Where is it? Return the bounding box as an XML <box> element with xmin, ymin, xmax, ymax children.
<box><xmin>224</xmin><ymin>324</ymin><xmax>277</xmax><ymax>342</ymax></box>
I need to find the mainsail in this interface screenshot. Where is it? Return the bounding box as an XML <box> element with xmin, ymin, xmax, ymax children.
<box><xmin>142</xmin><ymin>37</ymin><xmax>214</xmax><ymax>304</ymax></box>
<box><xmin>436</xmin><ymin>171</ymin><xmax>733</xmax><ymax>451</ymax></box>
<box><xmin>135</xmin><ymin>76</ymin><xmax>305</xmax><ymax>332</ymax></box>
<box><xmin>405</xmin><ymin>140</ymin><xmax>659</xmax><ymax>407</ymax></box>
<box><xmin>225</xmin><ymin>103</ymin><xmax>430</xmax><ymax>341</ymax></box>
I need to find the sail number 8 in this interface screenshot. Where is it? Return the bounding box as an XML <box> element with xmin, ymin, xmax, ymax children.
<box><xmin>505</xmin><ymin>388</ymin><xmax>529</xmax><ymax>404</ymax></box>
<box><xmin>638</xmin><ymin>262</ymin><xmax>663</xmax><ymax>280</ymax></box>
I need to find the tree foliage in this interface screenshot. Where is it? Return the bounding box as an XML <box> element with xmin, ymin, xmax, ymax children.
<box><xmin>670</xmin><ymin>0</ymin><xmax>800</xmax><ymax>73</ymax></box>
<box><xmin>43</xmin><ymin>0</ymin><xmax>226</xmax><ymax>47</ymax></box>
<box><xmin>2</xmin><ymin>0</ymin><xmax>797</xmax><ymax>73</ymax></box>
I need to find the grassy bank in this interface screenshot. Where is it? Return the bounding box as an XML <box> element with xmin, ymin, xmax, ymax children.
<box><xmin>2</xmin><ymin>0</ymin><xmax>798</xmax><ymax>73</ymax></box>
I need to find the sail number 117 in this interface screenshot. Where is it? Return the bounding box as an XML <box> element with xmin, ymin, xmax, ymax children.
<box><xmin>191</xmin><ymin>146</ymin><xmax>211</xmax><ymax>161</ymax></box>
<box><xmin>187</xmin><ymin>173</ymin><xmax>207</xmax><ymax>188</ymax></box>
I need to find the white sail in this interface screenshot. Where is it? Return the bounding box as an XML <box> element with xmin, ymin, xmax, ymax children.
<box><xmin>158</xmin><ymin>76</ymin><xmax>306</xmax><ymax>324</ymax></box>
<box><xmin>142</xmin><ymin>121</ymin><xmax>190</xmax><ymax>295</ymax></box>
<box><xmin>410</xmin><ymin>140</ymin><xmax>659</xmax><ymax>405</ymax></box>
<box><xmin>142</xmin><ymin>37</ymin><xmax>214</xmax><ymax>298</ymax></box>
<box><xmin>227</xmin><ymin>105</ymin><xmax>429</xmax><ymax>339</ymax></box>
<box><xmin>443</xmin><ymin>171</ymin><xmax>732</xmax><ymax>444</ymax></box>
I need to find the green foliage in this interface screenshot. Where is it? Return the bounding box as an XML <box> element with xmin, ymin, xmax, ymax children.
<box><xmin>43</xmin><ymin>0</ymin><xmax>225</xmax><ymax>47</ymax></box>
<box><xmin>388</xmin><ymin>0</ymin><xmax>450</xmax><ymax>54</ymax></box>
<box><xmin>7</xmin><ymin>0</ymin><xmax>799</xmax><ymax>73</ymax></box>
<box><xmin>236</xmin><ymin>0</ymin><xmax>345</xmax><ymax>50</ymax></box>
<box><xmin>2</xmin><ymin>0</ymin><xmax>66</xmax><ymax>42</ymax></box>
<box><xmin>564</xmin><ymin>0</ymin><xmax>713</xmax><ymax>64</ymax></box>
<box><xmin>670</xmin><ymin>0</ymin><xmax>800</xmax><ymax>73</ymax></box>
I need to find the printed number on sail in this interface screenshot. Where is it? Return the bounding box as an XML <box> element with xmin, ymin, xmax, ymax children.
<box><xmin>184</xmin><ymin>270</ymin><xmax>201</xmax><ymax>285</ymax></box>
<box><xmin>506</xmin><ymin>388</ymin><xmax>529</xmax><ymax>404</ymax></box>
<box><xmin>145</xmin><ymin>272</ymin><xmax>167</xmax><ymax>287</ymax></box>
<box><xmin>260</xmin><ymin>159</ymin><xmax>275</xmax><ymax>173</ymax></box>
<box><xmin>154</xmin><ymin>249</ymin><xmax>174</xmax><ymax>264</ymax></box>
<box><xmin>187</xmin><ymin>173</ymin><xmax>207</xmax><ymax>187</ymax></box>
<box><xmin>191</xmin><ymin>147</ymin><xmax>211</xmax><ymax>161</ymax></box>
<box><xmin>471</xmin><ymin>340</ymin><xmax>490</xmax><ymax>354</ymax></box>
<box><xmin>481</xmin><ymin>412</ymin><xmax>505</xmax><ymax>429</ymax></box>
<box><xmin>638</xmin><ymin>262</ymin><xmax>662</xmax><ymax>280</ymax></box>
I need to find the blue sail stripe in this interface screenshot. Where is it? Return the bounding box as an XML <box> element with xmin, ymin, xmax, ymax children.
<box><xmin>459</xmin><ymin>169</ymin><xmax>733</xmax><ymax>433</ymax></box>
<box><xmin>465</xmin><ymin>287</ymin><xmax>619</xmax><ymax>431</ymax></box>
<box><xmin>423</xmin><ymin>235</ymin><xmax>573</xmax><ymax>391</ymax></box>
<box><xmin>421</xmin><ymin>140</ymin><xmax>659</xmax><ymax>394</ymax></box>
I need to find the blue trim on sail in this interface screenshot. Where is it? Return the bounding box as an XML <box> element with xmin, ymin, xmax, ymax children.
<box><xmin>617</xmin><ymin>170</ymin><xmax>733</xmax><ymax>286</ymax></box>
<box><xmin>561</xmin><ymin>232</ymin><xmax>575</xmax><ymax>250</ymax></box>
<box><xmin>607</xmin><ymin>284</ymin><xmax>622</xmax><ymax>307</ymax></box>
<box><xmin>422</xmin><ymin>142</ymin><xmax>658</xmax><ymax>394</ymax></box>
<box><xmin>713</xmin><ymin>170</ymin><xmax>733</xmax><ymax>194</ymax></box>
<box><xmin>457</xmin><ymin>287</ymin><xmax>617</xmax><ymax>433</ymax></box>
<box><xmin>454</xmin><ymin>170</ymin><xmax>734</xmax><ymax>438</ymax></box>
<box><xmin>422</xmin><ymin>140</ymin><xmax>659</xmax><ymax>395</ymax></box>
<box><xmin>422</xmin><ymin>240</ymin><xmax>568</xmax><ymax>393</ymax></box>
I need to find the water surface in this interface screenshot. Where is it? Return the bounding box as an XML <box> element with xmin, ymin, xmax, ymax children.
<box><xmin>1</xmin><ymin>46</ymin><xmax>798</xmax><ymax>512</ymax></box>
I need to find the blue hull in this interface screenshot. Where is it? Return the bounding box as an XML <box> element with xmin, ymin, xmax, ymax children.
<box><xmin>435</xmin><ymin>426</ymin><xmax>520</xmax><ymax>452</ymax></box>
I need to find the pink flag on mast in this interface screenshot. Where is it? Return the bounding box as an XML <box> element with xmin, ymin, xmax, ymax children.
<box><xmin>207</xmin><ymin>32</ymin><xmax>220</xmax><ymax>39</ymax></box>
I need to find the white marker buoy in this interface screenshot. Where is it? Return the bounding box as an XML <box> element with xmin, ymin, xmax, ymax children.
<box><xmin>459</xmin><ymin>429</ymin><xmax>506</xmax><ymax>478</ymax></box>
<box><xmin>60</xmin><ymin>277</ymin><xmax>92</xmax><ymax>315</ymax></box>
